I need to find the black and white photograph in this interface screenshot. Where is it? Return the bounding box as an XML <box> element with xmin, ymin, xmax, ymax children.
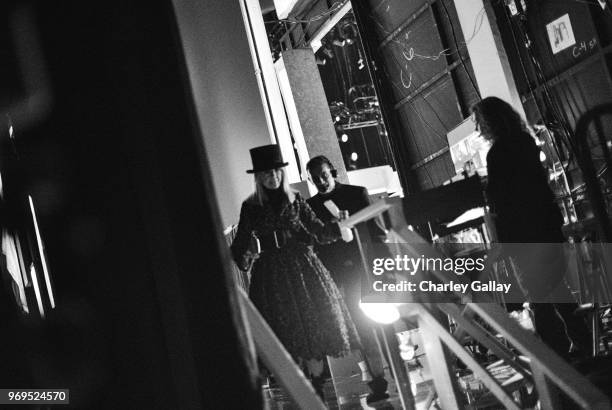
<box><xmin>1</xmin><ymin>0</ymin><xmax>612</xmax><ymax>409</ymax></box>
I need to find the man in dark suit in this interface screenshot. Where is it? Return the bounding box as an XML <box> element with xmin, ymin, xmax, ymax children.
<box><xmin>306</xmin><ymin>155</ymin><xmax>389</xmax><ymax>403</ymax></box>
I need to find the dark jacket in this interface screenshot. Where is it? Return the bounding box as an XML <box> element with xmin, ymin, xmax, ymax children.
<box><xmin>307</xmin><ymin>183</ymin><xmax>386</xmax><ymax>284</ymax></box>
<box><xmin>485</xmin><ymin>133</ymin><xmax>564</xmax><ymax>243</ymax></box>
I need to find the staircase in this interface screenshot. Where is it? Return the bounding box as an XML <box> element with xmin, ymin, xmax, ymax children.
<box><xmin>238</xmin><ymin>198</ymin><xmax>611</xmax><ymax>409</ymax></box>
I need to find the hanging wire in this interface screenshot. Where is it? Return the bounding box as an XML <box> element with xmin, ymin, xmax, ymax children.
<box><xmin>369</xmin><ymin>5</ymin><xmax>486</xmax><ymax>98</ymax></box>
<box><xmin>295</xmin><ymin>21</ymin><xmax>312</xmax><ymax>48</ymax></box>
<box><xmin>513</xmin><ymin>7</ymin><xmax>578</xmax><ymax>159</ymax></box>
<box><xmin>499</xmin><ymin>2</ymin><xmax>572</xmax><ymax>169</ymax></box>
<box><xmin>371</xmin><ymin>20</ymin><xmax>461</xmax><ymax>145</ymax></box>
<box><xmin>532</xmin><ymin>2</ymin><xmax>585</xmax><ymax>125</ymax></box>
<box><xmin>363</xmin><ymin>3</ymin><xmax>488</xmax><ymax>186</ymax></box>
<box><xmin>439</xmin><ymin>0</ymin><xmax>481</xmax><ymax>99</ymax></box>
<box><xmin>370</xmin><ymin>6</ymin><xmax>486</xmax><ymax>62</ymax></box>
<box><xmin>264</xmin><ymin>1</ymin><xmax>349</xmax><ymax>24</ymax></box>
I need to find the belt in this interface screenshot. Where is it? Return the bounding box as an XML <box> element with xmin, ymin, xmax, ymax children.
<box><xmin>258</xmin><ymin>229</ymin><xmax>293</xmax><ymax>251</ymax></box>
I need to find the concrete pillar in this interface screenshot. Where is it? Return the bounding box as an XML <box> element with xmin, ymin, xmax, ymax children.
<box><xmin>453</xmin><ymin>0</ymin><xmax>526</xmax><ymax>118</ymax></box>
<box><xmin>280</xmin><ymin>48</ymin><xmax>348</xmax><ymax>182</ymax></box>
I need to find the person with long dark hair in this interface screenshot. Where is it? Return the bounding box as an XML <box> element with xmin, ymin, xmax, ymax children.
<box><xmin>471</xmin><ymin>96</ymin><xmax>590</xmax><ymax>359</ymax></box>
<box><xmin>471</xmin><ymin>96</ymin><xmax>563</xmax><ymax>243</ymax></box>
<box><xmin>231</xmin><ymin>144</ymin><xmax>361</xmax><ymax>398</ymax></box>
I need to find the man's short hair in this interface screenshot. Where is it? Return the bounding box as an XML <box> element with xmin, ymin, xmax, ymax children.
<box><xmin>306</xmin><ymin>155</ymin><xmax>335</xmax><ymax>174</ymax></box>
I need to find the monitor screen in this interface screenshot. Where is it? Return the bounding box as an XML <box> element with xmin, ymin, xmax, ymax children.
<box><xmin>447</xmin><ymin>118</ymin><xmax>491</xmax><ymax>176</ymax></box>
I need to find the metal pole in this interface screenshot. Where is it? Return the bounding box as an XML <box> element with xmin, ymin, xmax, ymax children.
<box><xmin>380</xmin><ymin>326</ymin><xmax>416</xmax><ymax>410</ymax></box>
<box><xmin>353</xmin><ymin>228</ymin><xmax>415</xmax><ymax>409</ymax></box>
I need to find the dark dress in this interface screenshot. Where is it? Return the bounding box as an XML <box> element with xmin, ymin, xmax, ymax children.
<box><xmin>231</xmin><ymin>190</ymin><xmax>360</xmax><ymax>362</ymax></box>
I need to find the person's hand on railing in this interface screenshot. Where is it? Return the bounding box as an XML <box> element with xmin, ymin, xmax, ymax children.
<box><xmin>336</xmin><ymin>210</ymin><xmax>354</xmax><ymax>242</ymax></box>
<box><xmin>330</xmin><ymin>209</ymin><xmax>348</xmax><ymax>224</ymax></box>
<box><xmin>248</xmin><ymin>232</ymin><xmax>261</xmax><ymax>259</ymax></box>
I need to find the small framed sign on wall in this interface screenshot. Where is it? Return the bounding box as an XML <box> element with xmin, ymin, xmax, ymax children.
<box><xmin>546</xmin><ymin>14</ymin><xmax>576</xmax><ymax>54</ymax></box>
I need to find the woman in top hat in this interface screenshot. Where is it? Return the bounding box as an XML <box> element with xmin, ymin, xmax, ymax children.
<box><xmin>231</xmin><ymin>144</ymin><xmax>361</xmax><ymax>397</ymax></box>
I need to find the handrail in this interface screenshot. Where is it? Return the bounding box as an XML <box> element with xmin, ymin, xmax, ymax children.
<box><xmin>414</xmin><ymin>304</ymin><xmax>522</xmax><ymax>410</ymax></box>
<box><xmin>240</xmin><ymin>197</ymin><xmax>610</xmax><ymax>409</ymax></box>
<box><xmin>438</xmin><ymin>303</ymin><xmax>532</xmax><ymax>382</ymax></box>
<box><xmin>391</xmin><ymin>236</ymin><xmax>611</xmax><ymax>409</ymax></box>
<box><xmin>469</xmin><ymin>302</ymin><xmax>610</xmax><ymax>409</ymax></box>
<box><xmin>237</xmin><ymin>288</ymin><xmax>326</xmax><ymax>410</ymax></box>
<box><xmin>354</xmin><ymin>198</ymin><xmax>610</xmax><ymax>409</ymax></box>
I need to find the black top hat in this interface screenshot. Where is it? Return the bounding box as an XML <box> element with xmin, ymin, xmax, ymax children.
<box><xmin>246</xmin><ymin>144</ymin><xmax>289</xmax><ymax>174</ymax></box>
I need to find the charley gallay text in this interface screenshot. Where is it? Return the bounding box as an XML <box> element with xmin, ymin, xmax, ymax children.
<box><xmin>372</xmin><ymin>280</ymin><xmax>511</xmax><ymax>294</ymax></box>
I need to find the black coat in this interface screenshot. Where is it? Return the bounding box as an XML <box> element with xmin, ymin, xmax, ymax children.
<box><xmin>230</xmin><ymin>193</ymin><xmax>361</xmax><ymax>360</ymax></box>
<box><xmin>485</xmin><ymin>133</ymin><xmax>564</xmax><ymax>243</ymax></box>
<box><xmin>307</xmin><ymin>183</ymin><xmax>386</xmax><ymax>284</ymax></box>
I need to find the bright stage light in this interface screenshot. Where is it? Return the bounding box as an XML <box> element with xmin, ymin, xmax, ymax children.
<box><xmin>359</xmin><ymin>302</ymin><xmax>400</xmax><ymax>324</ymax></box>
<box><xmin>539</xmin><ymin>151</ymin><xmax>547</xmax><ymax>162</ymax></box>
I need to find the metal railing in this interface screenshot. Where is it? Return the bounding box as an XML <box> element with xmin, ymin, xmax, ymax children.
<box><xmin>238</xmin><ymin>197</ymin><xmax>610</xmax><ymax>409</ymax></box>
<box><xmin>238</xmin><ymin>287</ymin><xmax>326</xmax><ymax>410</ymax></box>
<box><xmin>344</xmin><ymin>199</ymin><xmax>611</xmax><ymax>410</ymax></box>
